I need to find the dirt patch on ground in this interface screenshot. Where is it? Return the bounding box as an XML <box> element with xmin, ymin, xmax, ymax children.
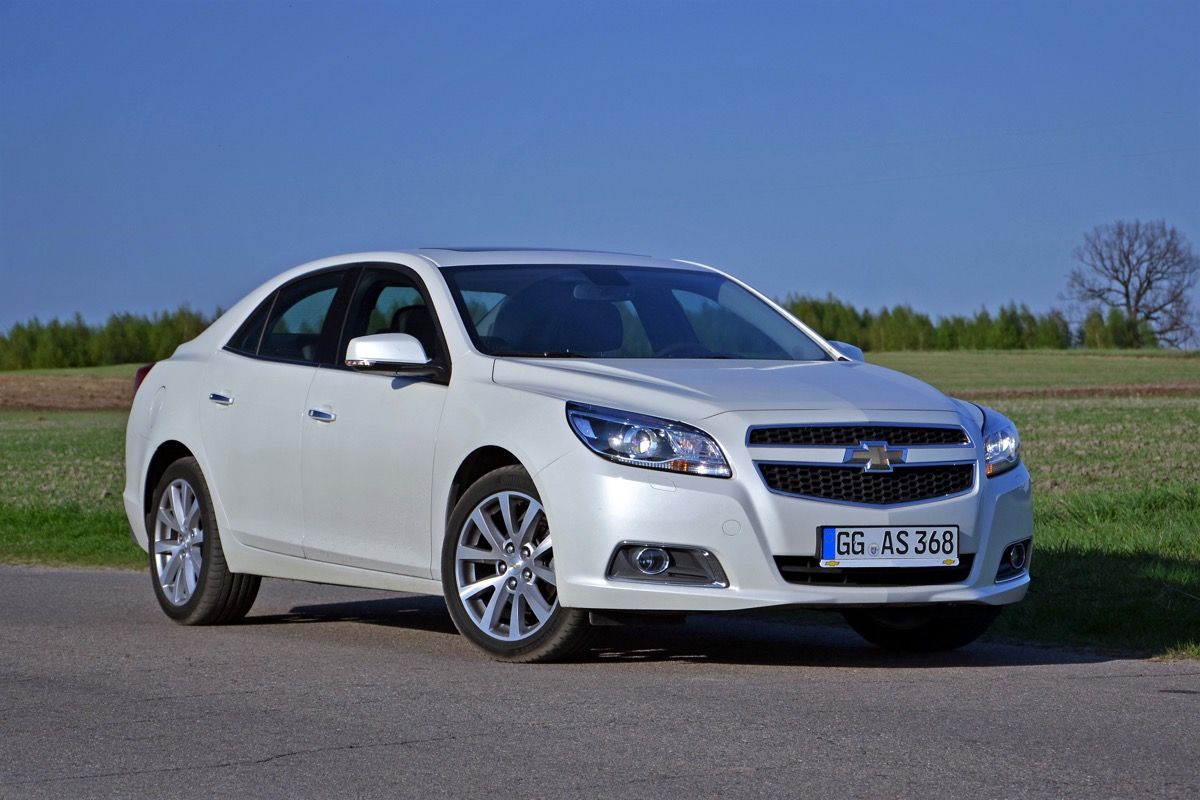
<box><xmin>957</xmin><ymin>383</ymin><xmax>1200</xmax><ymax>400</ymax></box>
<box><xmin>0</xmin><ymin>375</ymin><xmax>133</xmax><ymax>411</ymax></box>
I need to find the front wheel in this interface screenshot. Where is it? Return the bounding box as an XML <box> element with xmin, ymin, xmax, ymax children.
<box><xmin>147</xmin><ymin>457</ymin><xmax>260</xmax><ymax>624</ymax></box>
<box><xmin>441</xmin><ymin>466</ymin><xmax>591</xmax><ymax>662</ymax></box>
<box><xmin>842</xmin><ymin>605</ymin><xmax>1002</xmax><ymax>652</ymax></box>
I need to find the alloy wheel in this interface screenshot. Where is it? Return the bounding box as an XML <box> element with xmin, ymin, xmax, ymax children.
<box><xmin>454</xmin><ymin>491</ymin><xmax>557</xmax><ymax>641</ymax></box>
<box><xmin>152</xmin><ymin>478</ymin><xmax>204</xmax><ymax>606</ymax></box>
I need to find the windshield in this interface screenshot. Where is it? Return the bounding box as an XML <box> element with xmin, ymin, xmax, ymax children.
<box><xmin>441</xmin><ymin>265</ymin><xmax>831</xmax><ymax>360</ymax></box>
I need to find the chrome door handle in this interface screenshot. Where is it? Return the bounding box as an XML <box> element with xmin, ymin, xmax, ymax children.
<box><xmin>307</xmin><ymin>408</ymin><xmax>336</xmax><ymax>423</ymax></box>
<box><xmin>208</xmin><ymin>393</ymin><xmax>234</xmax><ymax>406</ymax></box>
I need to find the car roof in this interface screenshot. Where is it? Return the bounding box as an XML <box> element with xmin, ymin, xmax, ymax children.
<box><xmin>413</xmin><ymin>247</ymin><xmax>710</xmax><ymax>271</ymax></box>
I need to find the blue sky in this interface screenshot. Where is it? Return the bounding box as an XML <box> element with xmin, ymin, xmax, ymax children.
<box><xmin>1</xmin><ymin>0</ymin><xmax>1197</xmax><ymax>326</ymax></box>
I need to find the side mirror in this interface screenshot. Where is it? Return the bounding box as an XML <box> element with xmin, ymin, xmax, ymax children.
<box><xmin>345</xmin><ymin>333</ymin><xmax>436</xmax><ymax>375</ymax></box>
<box><xmin>828</xmin><ymin>340</ymin><xmax>865</xmax><ymax>362</ymax></box>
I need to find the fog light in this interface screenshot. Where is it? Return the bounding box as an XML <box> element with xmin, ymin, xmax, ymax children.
<box><xmin>995</xmin><ymin>538</ymin><xmax>1032</xmax><ymax>582</ymax></box>
<box><xmin>1008</xmin><ymin>541</ymin><xmax>1027</xmax><ymax>571</ymax></box>
<box><xmin>607</xmin><ymin>544</ymin><xmax>729</xmax><ymax>587</ymax></box>
<box><xmin>634</xmin><ymin>547</ymin><xmax>670</xmax><ymax>575</ymax></box>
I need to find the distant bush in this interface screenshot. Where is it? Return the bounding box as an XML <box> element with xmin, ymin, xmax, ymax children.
<box><xmin>0</xmin><ymin>307</ymin><xmax>216</xmax><ymax>370</ymax></box>
<box><xmin>779</xmin><ymin>294</ymin><xmax>1146</xmax><ymax>352</ymax></box>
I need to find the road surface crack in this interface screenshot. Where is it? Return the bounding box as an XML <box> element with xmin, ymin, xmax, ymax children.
<box><xmin>0</xmin><ymin>733</ymin><xmax>473</xmax><ymax>787</ymax></box>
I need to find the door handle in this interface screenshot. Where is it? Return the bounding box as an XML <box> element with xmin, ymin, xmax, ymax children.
<box><xmin>307</xmin><ymin>408</ymin><xmax>336</xmax><ymax>423</ymax></box>
<box><xmin>208</xmin><ymin>393</ymin><xmax>234</xmax><ymax>406</ymax></box>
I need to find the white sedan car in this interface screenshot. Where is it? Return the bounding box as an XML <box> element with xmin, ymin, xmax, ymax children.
<box><xmin>125</xmin><ymin>248</ymin><xmax>1032</xmax><ymax>661</ymax></box>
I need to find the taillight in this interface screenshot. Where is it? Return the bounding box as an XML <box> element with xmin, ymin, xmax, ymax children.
<box><xmin>133</xmin><ymin>363</ymin><xmax>156</xmax><ymax>396</ymax></box>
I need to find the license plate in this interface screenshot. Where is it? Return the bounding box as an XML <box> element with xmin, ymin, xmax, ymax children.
<box><xmin>819</xmin><ymin>526</ymin><xmax>959</xmax><ymax>568</ymax></box>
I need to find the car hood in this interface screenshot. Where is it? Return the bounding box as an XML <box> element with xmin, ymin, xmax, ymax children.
<box><xmin>490</xmin><ymin>358</ymin><xmax>957</xmax><ymax>419</ymax></box>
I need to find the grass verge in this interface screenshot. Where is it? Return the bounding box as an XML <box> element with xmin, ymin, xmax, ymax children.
<box><xmin>993</xmin><ymin>484</ymin><xmax>1200</xmax><ymax>658</ymax></box>
<box><xmin>0</xmin><ymin>409</ymin><xmax>142</xmax><ymax>568</ymax></box>
<box><xmin>0</xmin><ymin>505</ymin><xmax>143</xmax><ymax>569</ymax></box>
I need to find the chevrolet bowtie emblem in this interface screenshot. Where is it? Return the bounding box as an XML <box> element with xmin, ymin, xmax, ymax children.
<box><xmin>845</xmin><ymin>441</ymin><xmax>907</xmax><ymax>473</ymax></box>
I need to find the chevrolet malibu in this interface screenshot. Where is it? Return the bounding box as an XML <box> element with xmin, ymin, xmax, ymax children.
<box><xmin>124</xmin><ymin>248</ymin><xmax>1032</xmax><ymax>662</ymax></box>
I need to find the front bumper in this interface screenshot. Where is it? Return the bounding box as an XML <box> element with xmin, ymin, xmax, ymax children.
<box><xmin>537</xmin><ymin>444</ymin><xmax>1032</xmax><ymax>613</ymax></box>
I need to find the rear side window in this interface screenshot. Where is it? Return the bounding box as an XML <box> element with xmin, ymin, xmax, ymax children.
<box><xmin>227</xmin><ymin>296</ymin><xmax>274</xmax><ymax>355</ymax></box>
<box><xmin>259</xmin><ymin>272</ymin><xmax>345</xmax><ymax>364</ymax></box>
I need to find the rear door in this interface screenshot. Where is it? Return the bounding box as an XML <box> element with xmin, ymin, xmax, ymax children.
<box><xmin>300</xmin><ymin>265</ymin><xmax>450</xmax><ymax>576</ymax></box>
<box><xmin>200</xmin><ymin>268</ymin><xmax>353</xmax><ymax>556</ymax></box>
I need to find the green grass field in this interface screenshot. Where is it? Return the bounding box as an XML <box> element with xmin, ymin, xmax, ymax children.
<box><xmin>872</xmin><ymin>349</ymin><xmax>1200</xmax><ymax>393</ymax></box>
<box><xmin>0</xmin><ymin>410</ymin><xmax>141</xmax><ymax>568</ymax></box>
<box><xmin>873</xmin><ymin>351</ymin><xmax>1200</xmax><ymax>658</ymax></box>
<box><xmin>0</xmin><ymin>352</ymin><xmax>1197</xmax><ymax>656</ymax></box>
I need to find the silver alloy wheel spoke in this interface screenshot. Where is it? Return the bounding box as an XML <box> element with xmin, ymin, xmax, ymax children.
<box><xmin>470</xmin><ymin>508</ymin><xmax>506</xmax><ymax>552</ymax></box>
<box><xmin>483</xmin><ymin>584</ymin><xmax>511</xmax><ymax>632</ymax></box>
<box><xmin>497</xmin><ymin>492</ymin><xmax>517</xmax><ymax>541</ymax></box>
<box><xmin>161</xmin><ymin>551</ymin><xmax>183</xmax><ymax>584</ymax></box>
<box><xmin>515</xmin><ymin>501</ymin><xmax>543</xmax><ymax>547</ymax></box>
<box><xmin>455</xmin><ymin>490</ymin><xmax>558</xmax><ymax>642</ymax></box>
<box><xmin>530</xmin><ymin>564</ymin><xmax>556</xmax><ymax>586</ymax></box>
<box><xmin>456</xmin><ymin>544</ymin><xmax>494</xmax><ymax>562</ymax></box>
<box><xmin>184</xmin><ymin>499</ymin><xmax>201</xmax><ymax>532</ymax></box>
<box><xmin>508</xmin><ymin>593</ymin><xmax>524</xmax><ymax>638</ymax></box>
<box><xmin>153</xmin><ymin>478</ymin><xmax>204</xmax><ymax>607</ymax></box>
<box><xmin>523</xmin><ymin>586</ymin><xmax>553</xmax><ymax>622</ymax></box>
<box><xmin>460</xmin><ymin>572</ymin><xmax>505</xmax><ymax>603</ymax></box>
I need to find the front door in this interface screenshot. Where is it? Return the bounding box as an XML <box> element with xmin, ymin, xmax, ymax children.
<box><xmin>300</xmin><ymin>266</ymin><xmax>450</xmax><ymax>576</ymax></box>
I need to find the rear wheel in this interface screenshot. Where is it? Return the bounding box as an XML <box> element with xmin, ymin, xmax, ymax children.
<box><xmin>842</xmin><ymin>605</ymin><xmax>1001</xmax><ymax>652</ymax></box>
<box><xmin>147</xmin><ymin>457</ymin><xmax>260</xmax><ymax>624</ymax></box>
<box><xmin>441</xmin><ymin>465</ymin><xmax>591</xmax><ymax>662</ymax></box>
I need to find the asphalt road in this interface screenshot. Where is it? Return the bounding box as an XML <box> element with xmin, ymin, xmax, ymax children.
<box><xmin>1</xmin><ymin>566</ymin><xmax>1197</xmax><ymax>800</ymax></box>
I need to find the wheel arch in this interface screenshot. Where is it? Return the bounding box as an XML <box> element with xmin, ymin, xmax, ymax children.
<box><xmin>446</xmin><ymin>446</ymin><xmax>527</xmax><ymax>524</ymax></box>
<box><xmin>143</xmin><ymin>440</ymin><xmax>196</xmax><ymax>519</ymax></box>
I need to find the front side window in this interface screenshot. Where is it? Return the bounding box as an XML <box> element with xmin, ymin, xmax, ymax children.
<box><xmin>442</xmin><ymin>265</ymin><xmax>830</xmax><ymax>360</ymax></box>
<box><xmin>341</xmin><ymin>268</ymin><xmax>441</xmax><ymax>361</ymax></box>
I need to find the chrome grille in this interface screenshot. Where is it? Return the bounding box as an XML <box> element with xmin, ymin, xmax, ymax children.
<box><xmin>748</xmin><ymin>425</ymin><xmax>969</xmax><ymax>447</ymax></box>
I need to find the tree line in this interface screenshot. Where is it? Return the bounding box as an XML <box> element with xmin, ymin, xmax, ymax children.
<box><xmin>780</xmin><ymin>295</ymin><xmax>1157</xmax><ymax>352</ymax></box>
<box><xmin>0</xmin><ymin>296</ymin><xmax>1161</xmax><ymax>371</ymax></box>
<box><xmin>0</xmin><ymin>307</ymin><xmax>215</xmax><ymax>370</ymax></box>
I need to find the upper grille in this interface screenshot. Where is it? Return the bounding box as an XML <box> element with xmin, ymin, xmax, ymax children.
<box><xmin>759</xmin><ymin>463</ymin><xmax>975</xmax><ymax>505</ymax></box>
<box><xmin>748</xmin><ymin>425</ymin><xmax>969</xmax><ymax>447</ymax></box>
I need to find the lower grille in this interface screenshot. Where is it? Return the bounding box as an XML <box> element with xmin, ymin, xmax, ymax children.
<box><xmin>758</xmin><ymin>463</ymin><xmax>974</xmax><ymax>505</ymax></box>
<box><xmin>774</xmin><ymin>554</ymin><xmax>975</xmax><ymax>586</ymax></box>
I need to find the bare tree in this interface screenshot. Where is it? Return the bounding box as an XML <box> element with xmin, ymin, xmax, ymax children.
<box><xmin>1066</xmin><ymin>220</ymin><xmax>1199</xmax><ymax>347</ymax></box>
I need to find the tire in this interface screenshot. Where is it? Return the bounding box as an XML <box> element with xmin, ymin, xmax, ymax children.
<box><xmin>441</xmin><ymin>465</ymin><xmax>591</xmax><ymax>662</ymax></box>
<box><xmin>147</xmin><ymin>457</ymin><xmax>260</xmax><ymax>625</ymax></box>
<box><xmin>842</xmin><ymin>605</ymin><xmax>1002</xmax><ymax>652</ymax></box>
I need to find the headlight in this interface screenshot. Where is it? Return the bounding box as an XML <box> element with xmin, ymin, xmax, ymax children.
<box><xmin>565</xmin><ymin>402</ymin><xmax>731</xmax><ymax>478</ymax></box>
<box><xmin>982</xmin><ymin>412</ymin><xmax>1021</xmax><ymax>478</ymax></box>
